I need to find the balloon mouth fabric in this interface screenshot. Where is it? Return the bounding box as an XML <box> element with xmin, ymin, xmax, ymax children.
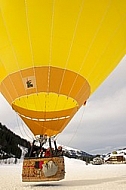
<box><xmin>1</xmin><ymin>66</ymin><xmax>90</xmax><ymax>136</ymax></box>
<box><xmin>13</xmin><ymin>92</ymin><xmax>78</xmax><ymax>112</ymax></box>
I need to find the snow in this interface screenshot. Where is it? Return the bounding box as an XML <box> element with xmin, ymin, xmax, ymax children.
<box><xmin>0</xmin><ymin>157</ymin><xmax>126</xmax><ymax>190</ymax></box>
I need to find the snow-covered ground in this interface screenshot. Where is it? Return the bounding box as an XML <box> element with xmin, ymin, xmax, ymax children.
<box><xmin>0</xmin><ymin>157</ymin><xmax>126</xmax><ymax>190</ymax></box>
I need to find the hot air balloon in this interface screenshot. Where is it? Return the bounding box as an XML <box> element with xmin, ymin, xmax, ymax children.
<box><xmin>0</xmin><ymin>0</ymin><xmax>126</xmax><ymax>182</ymax></box>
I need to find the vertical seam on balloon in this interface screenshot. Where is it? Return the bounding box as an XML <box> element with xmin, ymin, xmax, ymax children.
<box><xmin>55</xmin><ymin>0</ymin><xmax>84</xmax><ymax>129</ymax></box>
<box><xmin>0</xmin><ymin>80</ymin><xmax>13</xmax><ymax>103</ymax></box>
<box><xmin>65</xmin><ymin>0</ymin><xmax>84</xmax><ymax>69</ymax></box>
<box><xmin>44</xmin><ymin>0</ymin><xmax>55</xmax><ymax>133</ymax></box>
<box><xmin>54</xmin><ymin>0</ymin><xmax>84</xmax><ymax>125</ymax></box>
<box><xmin>0</xmin><ymin>9</ymin><xmax>20</xmax><ymax>98</ymax></box>
<box><xmin>0</xmin><ymin>7</ymin><xmax>28</xmax><ymax>108</ymax></box>
<box><xmin>74</xmin><ymin>1</ymin><xmax>126</xmax><ymax>101</ymax></box>
<box><xmin>88</xmin><ymin>13</ymin><xmax>126</xmax><ymax>94</ymax></box>
<box><xmin>49</xmin><ymin>0</ymin><xmax>55</xmax><ymax>67</ymax></box>
<box><xmin>58</xmin><ymin>0</ymin><xmax>84</xmax><ymax>95</ymax></box>
<box><xmin>78</xmin><ymin>0</ymin><xmax>112</xmax><ymax>75</ymax></box>
<box><xmin>70</xmin><ymin>0</ymin><xmax>112</xmax><ymax>104</ymax></box>
<box><xmin>24</xmin><ymin>0</ymin><xmax>37</xmax><ymax>91</ymax></box>
<box><xmin>0</xmin><ymin>57</ymin><xmax>16</xmax><ymax>102</ymax></box>
<box><xmin>47</xmin><ymin>0</ymin><xmax>55</xmax><ymax>93</ymax></box>
<box><xmin>87</xmin><ymin>7</ymin><xmax>126</xmax><ymax>79</ymax></box>
<box><xmin>24</xmin><ymin>0</ymin><xmax>38</xmax><ymax>112</ymax></box>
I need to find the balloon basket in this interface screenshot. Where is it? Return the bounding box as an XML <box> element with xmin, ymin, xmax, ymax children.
<box><xmin>22</xmin><ymin>156</ymin><xmax>65</xmax><ymax>182</ymax></box>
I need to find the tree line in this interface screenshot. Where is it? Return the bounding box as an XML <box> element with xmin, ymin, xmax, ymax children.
<box><xmin>0</xmin><ymin>123</ymin><xmax>30</xmax><ymax>159</ymax></box>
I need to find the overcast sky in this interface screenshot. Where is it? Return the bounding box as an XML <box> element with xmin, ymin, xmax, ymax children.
<box><xmin>0</xmin><ymin>56</ymin><xmax>126</xmax><ymax>155</ymax></box>
<box><xmin>58</xmin><ymin>55</ymin><xmax>126</xmax><ymax>154</ymax></box>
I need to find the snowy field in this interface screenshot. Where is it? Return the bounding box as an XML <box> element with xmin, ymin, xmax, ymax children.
<box><xmin>0</xmin><ymin>157</ymin><xmax>126</xmax><ymax>190</ymax></box>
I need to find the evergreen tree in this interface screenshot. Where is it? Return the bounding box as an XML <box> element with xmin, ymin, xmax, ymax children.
<box><xmin>0</xmin><ymin>122</ymin><xmax>30</xmax><ymax>159</ymax></box>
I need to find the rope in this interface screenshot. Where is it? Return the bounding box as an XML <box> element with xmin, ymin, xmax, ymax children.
<box><xmin>16</xmin><ymin>113</ymin><xmax>34</xmax><ymax>141</ymax></box>
<box><xmin>57</xmin><ymin>105</ymin><xmax>86</xmax><ymax>147</ymax></box>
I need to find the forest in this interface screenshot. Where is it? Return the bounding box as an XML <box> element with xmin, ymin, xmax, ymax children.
<box><xmin>0</xmin><ymin>123</ymin><xmax>30</xmax><ymax>159</ymax></box>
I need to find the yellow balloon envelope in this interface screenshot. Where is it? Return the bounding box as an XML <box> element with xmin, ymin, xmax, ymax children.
<box><xmin>0</xmin><ymin>0</ymin><xmax>126</xmax><ymax>136</ymax></box>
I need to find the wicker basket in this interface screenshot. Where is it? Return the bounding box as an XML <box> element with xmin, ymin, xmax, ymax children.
<box><xmin>22</xmin><ymin>156</ymin><xmax>65</xmax><ymax>182</ymax></box>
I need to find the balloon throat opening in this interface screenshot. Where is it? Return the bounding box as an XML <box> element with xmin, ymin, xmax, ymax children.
<box><xmin>12</xmin><ymin>92</ymin><xmax>78</xmax><ymax>112</ymax></box>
